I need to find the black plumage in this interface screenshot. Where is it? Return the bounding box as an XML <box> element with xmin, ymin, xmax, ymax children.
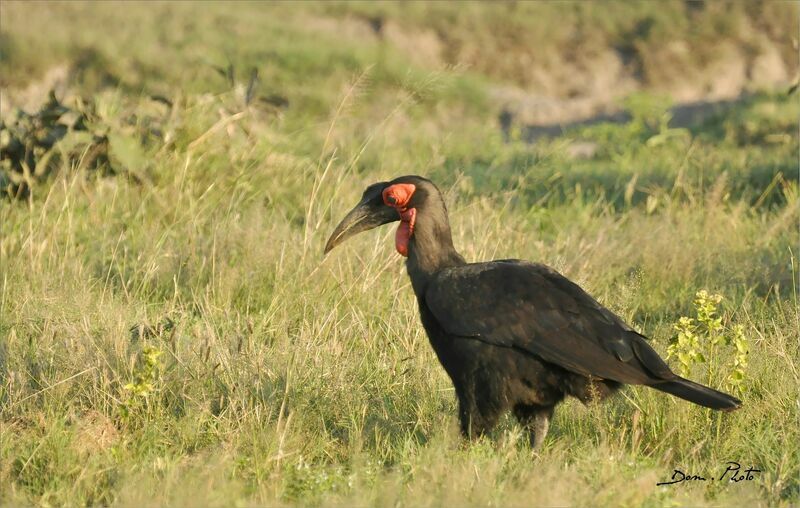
<box><xmin>324</xmin><ymin>175</ymin><xmax>741</xmax><ymax>447</ymax></box>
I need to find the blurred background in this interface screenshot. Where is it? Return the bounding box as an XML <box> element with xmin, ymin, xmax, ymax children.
<box><xmin>2</xmin><ymin>1</ymin><xmax>798</xmax><ymax>195</ymax></box>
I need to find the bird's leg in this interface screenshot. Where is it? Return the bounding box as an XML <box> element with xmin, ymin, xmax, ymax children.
<box><xmin>513</xmin><ymin>404</ymin><xmax>554</xmax><ymax>449</ymax></box>
<box><xmin>458</xmin><ymin>397</ymin><xmax>484</xmax><ymax>439</ymax></box>
<box><xmin>530</xmin><ymin>412</ymin><xmax>550</xmax><ymax>449</ymax></box>
<box><xmin>456</xmin><ymin>390</ymin><xmax>498</xmax><ymax>440</ymax></box>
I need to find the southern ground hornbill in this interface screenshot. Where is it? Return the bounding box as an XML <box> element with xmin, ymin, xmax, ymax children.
<box><xmin>324</xmin><ymin>175</ymin><xmax>741</xmax><ymax>448</ymax></box>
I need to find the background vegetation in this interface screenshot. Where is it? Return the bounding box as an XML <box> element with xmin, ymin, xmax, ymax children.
<box><xmin>1</xmin><ymin>1</ymin><xmax>798</xmax><ymax>506</ymax></box>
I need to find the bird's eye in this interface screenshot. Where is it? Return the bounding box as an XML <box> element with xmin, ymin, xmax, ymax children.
<box><xmin>382</xmin><ymin>183</ymin><xmax>416</xmax><ymax>208</ymax></box>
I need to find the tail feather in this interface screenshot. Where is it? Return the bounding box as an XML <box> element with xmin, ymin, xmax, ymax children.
<box><xmin>652</xmin><ymin>377</ymin><xmax>742</xmax><ymax>411</ymax></box>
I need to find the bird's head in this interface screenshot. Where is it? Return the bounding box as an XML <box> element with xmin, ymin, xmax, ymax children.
<box><xmin>324</xmin><ymin>175</ymin><xmax>436</xmax><ymax>257</ymax></box>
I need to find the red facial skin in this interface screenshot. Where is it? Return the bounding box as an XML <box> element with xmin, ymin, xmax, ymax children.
<box><xmin>382</xmin><ymin>183</ymin><xmax>417</xmax><ymax>256</ymax></box>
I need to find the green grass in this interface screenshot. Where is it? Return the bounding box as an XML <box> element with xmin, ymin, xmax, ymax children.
<box><xmin>1</xmin><ymin>1</ymin><xmax>799</xmax><ymax>506</ymax></box>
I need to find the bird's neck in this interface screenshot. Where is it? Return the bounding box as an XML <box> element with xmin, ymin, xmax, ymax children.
<box><xmin>405</xmin><ymin>210</ymin><xmax>465</xmax><ymax>296</ymax></box>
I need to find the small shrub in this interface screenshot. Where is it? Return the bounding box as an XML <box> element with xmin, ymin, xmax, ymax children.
<box><xmin>666</xmin><ymin>290</ymin><xmax>750</xmax><ymax>396</ymax></box>
<box><xmin>119</xmin><ymin>345</ymin><xmax>164</xmax><ymax>423</ymax></box>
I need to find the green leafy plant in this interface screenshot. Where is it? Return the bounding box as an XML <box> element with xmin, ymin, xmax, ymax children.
<box><xmin>666</xmin><ymin>290</ymin><xmax>749</xmax><ymax>395</ymax></box>
<box><xmin>120</xmin><ymin>345</ymin><xmax>163</xmax><ymax>422</ymax></box>
<box><xmin>727</xmin><ymin>324</ymin><xmax>749</xmax><ymax>394</ymax></box>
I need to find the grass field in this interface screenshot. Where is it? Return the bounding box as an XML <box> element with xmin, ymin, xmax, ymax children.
<box><xmin>1</xmin><ymin>2</ymin><xmax>799</xmax><ymax>506</ymax></box>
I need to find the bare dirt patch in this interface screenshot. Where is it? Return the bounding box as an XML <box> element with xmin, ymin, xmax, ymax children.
<box><xmin>73</xmin><ymin>410</ymin><xmax>119</xmax><ymax>456</ymax></box>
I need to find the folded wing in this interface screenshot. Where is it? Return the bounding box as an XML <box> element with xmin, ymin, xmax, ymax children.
<box><xmin>424</xmin><ymin>260</ymin><xmax>676</xmax><ymax>385</ymax></box>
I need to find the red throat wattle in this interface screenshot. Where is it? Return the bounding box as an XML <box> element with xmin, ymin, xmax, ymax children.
<box><xmin>382</xmin><ymin>183</ymin><xmax>417</xmax><ymax>257</ymax></box>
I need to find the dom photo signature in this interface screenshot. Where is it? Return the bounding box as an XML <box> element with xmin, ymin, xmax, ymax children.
<box><xmin>657</xmin><ymin>461</ymin><xmax>761</xmax><ymax>486</ymax></box>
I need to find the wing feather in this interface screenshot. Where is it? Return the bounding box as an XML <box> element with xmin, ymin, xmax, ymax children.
<box><xmin>424</xmin><ymin>260</ymin><xmax>675</xmax><ymax>384</ymax></box>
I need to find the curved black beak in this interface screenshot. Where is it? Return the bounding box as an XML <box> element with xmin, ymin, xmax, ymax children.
<box><xmin>323</xmin><ymin>190</ymin><xmax>398</xmax><ymax>255</ymax></box>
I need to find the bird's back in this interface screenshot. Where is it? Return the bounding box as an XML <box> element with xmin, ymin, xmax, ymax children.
<box><xmin>424</xmin><ymin>259</ymin><xmax>675</xmax><ymax>384</ymax></box>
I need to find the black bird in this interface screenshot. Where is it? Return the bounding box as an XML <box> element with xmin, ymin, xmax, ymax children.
<box><xmin>324</xmin><ymin>176</ymin><xmax>741</xmax><ymax>448</ymax></box>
